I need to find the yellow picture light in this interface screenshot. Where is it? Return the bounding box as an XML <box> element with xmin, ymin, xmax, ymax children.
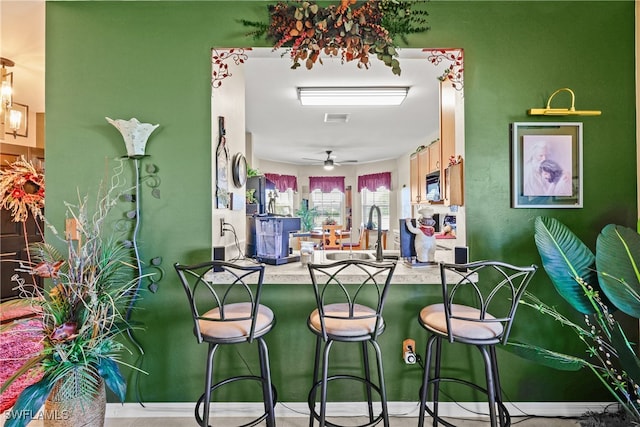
<box><xmin>528</xmin><ymin>87</ymin><xmax>601</xmax><ymax>116</ymax></box>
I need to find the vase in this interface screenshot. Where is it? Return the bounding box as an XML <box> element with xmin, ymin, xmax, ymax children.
<box><xmin>43</xmin><ymin>377</ymin><xmax>106</xmax><ymax>427</ymax></box>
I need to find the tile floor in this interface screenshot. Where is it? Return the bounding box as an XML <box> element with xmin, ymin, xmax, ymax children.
<box><xmin>16</xmin><ymin>415</ymin><xmax>582</xmax><ymax>426</ymax></box>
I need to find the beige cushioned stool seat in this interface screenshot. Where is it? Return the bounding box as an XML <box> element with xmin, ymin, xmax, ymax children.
<box><xmin>420</xmin><ymin>303</ymin><xmax>503</xmax><ymax>341</ymax></box>
<box><xmin>309</xmin><ymin>303</ymin><xmax>383</xmax><ymax>337</ymax></box>
<box><xmin>199</xmin><ymin>302</ymin><xmax>274</xmax><ymax>339</ymax></box>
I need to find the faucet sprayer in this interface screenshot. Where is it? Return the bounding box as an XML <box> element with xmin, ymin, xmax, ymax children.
<box><xmin>368</xmin><ymin>205</ymin><xmax>384</xmax><ymax>262</ymax></box>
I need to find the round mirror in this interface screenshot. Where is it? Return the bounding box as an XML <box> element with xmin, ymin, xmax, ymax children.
<box><xmin>232</xmin><ymin>153</ymin><xmax>247</xmax><ymax>187</ymax></box>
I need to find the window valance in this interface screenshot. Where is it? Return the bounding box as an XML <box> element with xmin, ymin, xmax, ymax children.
<box><xmin>264</xmin><ymin>173</ymin><xmax>298</xmax><ymax>192</ymax></box>
<box><xmin>357</xmin><ymin>172</ymin><xmax>391</xmax><ymax>192</ymax></box>
<box><xmin>309</xmin><ymin>176</ymin><xmax>345</xmax><ymax>193</ymax></box>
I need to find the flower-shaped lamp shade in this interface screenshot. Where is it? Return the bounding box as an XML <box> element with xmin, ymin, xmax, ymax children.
<box><xmin>106</xmin><ymin>117</ymin><xmax>159</xmax><ymax>157</ymax></box>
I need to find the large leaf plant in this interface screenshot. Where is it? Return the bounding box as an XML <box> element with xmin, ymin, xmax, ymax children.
<box><xmin>508</xmin><ymin>216</ymin><xmax>640</xmax><ymax>421</ymax></box>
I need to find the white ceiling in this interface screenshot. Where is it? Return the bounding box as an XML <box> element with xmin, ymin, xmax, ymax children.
<box><xmin>244</xmin><ymin>48</ymin><xmax>447</xmax><ymax>166</ymax></box>
<box><xmin>6</xmin><ymin>1</ymin><xmax>452</xmax><ymax>166</ymax></box>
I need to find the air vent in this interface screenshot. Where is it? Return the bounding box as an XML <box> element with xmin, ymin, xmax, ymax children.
<box><xmin>324</xmin><ymin>113</ymin><xmax>350</xmax><ymax>123</ymax></box>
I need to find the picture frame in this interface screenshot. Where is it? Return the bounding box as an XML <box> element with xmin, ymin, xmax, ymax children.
<box><xmin>6</xmin><ymin>102</ymin><xmax>28</xmax><ymax>138</ymax></box>
<box><xmin>511</xmin><ymin>122</ymin><xmax>583</xmax><ymax>208</ymax></box>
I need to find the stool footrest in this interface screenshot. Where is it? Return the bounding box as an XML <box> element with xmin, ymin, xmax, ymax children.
<box><xmin>421</xmin><ymin>377</ymin><xmax>511</xmax><ymax>427</ymax></box>
<box><xmin>196</xmin><ymin>375</ymin><xmax>278</xmax><ymax>427</ymax></box>
<box><xmin>308</xmin><ymin>374</ymin><xmax>385</xmax><ymax>427</ymax></box>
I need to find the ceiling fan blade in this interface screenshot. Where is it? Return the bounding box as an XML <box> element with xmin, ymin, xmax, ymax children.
<box><xmin>302</xmin><ymin>157</ymin><xmax>324</xmax><ymax>161</ymax></box>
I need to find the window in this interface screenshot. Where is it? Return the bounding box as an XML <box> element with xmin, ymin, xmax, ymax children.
<box><xmin>362</xmin><ymin>188</ymin><xmax>390</xmax><ymax>230</ymax></box>
<box><xmin>310</xmin><ymin>189</ymin><xmax>344</xmax><ymax>227</ymax></box>
<box><xmin>271</xmin><ymin>189</ymin><xmax>293</xmax><ymax>216</ymax></box>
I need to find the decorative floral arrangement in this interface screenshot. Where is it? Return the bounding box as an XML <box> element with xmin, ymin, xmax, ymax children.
<box><xmin>448</xmin><ymin>155</ymin><xmax>462</xmax><ymax>166</ymax></box>
<box><xmin>242</xmin><ymin>0</ymin><xmax>430</xmax><ymax>75</ymax></box>
<box><xmin>0</xmin><ymin>157</ymin><xmax>45</xmax><ymax>223</ymax></box>
<box><xmin>0</xmin><ymin>162</ymin><xmax>143</xmax><ymax>427</ymax></box>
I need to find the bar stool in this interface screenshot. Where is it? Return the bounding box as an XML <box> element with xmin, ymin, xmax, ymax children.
<box><xmin>174</xmin><ymin>261</ymin><xmax>276</xmax><ymax>427</ymax></box>
<box><xmin>306</xmin><ymin>258</ymin><xmax>397</xmax><ymax>427</ymax></box>
<box><xmin>418</xmin><ymin>261</ymin><xmax>537</xmax><ymax>427</ymax></box>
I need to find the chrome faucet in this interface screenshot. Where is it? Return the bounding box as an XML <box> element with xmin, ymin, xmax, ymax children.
<box><xmin>367</xmin><ymin>205</ymin><xmax>383</xmax><ymax>262</ymax></box>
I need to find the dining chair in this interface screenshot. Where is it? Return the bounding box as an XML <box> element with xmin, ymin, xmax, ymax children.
<box><xmin>306</xmin><ymin>258</ymin><xmax>397</xmax><ymax>427</ymax></box>
<box><xmin>417</xmin><ymin>260</ymin><xmax>537</xmax><ymax>427</ymax></box>
<box><xmin>341</xmin><ymin>224</ymin><xmax>365</xmax><ymax>251</ymax></box>
<box><xmin>322</xmin><ymin>224</ymin><xmax>343</xmax><ymax>250</ymax></box>
<box><xmin>174</xmin><ymin>260</ymin><xmax>277</xmax><ymax>427</ymax></box>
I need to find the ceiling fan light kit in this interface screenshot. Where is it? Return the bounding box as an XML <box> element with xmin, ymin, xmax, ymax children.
<box><xmin>297</xmin><ymin>87</ymin><xmax>409</xmax><ymax>106</ymax></box>
<box><xmin>303</xmin><ymin>150</ymin><xmax>358</xmax><ymax>169</ymax></box>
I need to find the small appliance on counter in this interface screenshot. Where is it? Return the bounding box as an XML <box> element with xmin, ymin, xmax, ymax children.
<box><xmin>252</xmin><ymin>216</ymin><xmax>301</xmax><ymax>265</ymax></box>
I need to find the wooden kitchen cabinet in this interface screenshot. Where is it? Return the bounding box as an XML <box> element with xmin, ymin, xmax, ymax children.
<box><xmin>410</xmin><ymin>144</ymin><xmax>438</xmax><ymax>203</ymax></box>
<box><xmin>427</xmin><ymin>140</ymin><xmax>440</xmax><ymax>173</ymax></box>
<box><xmin>440</xmin><ymin>78</ymin><xmax>456</xmax><ymax>169</ymax></box>
<box><xmin>409</xmin><ymin>152</ymin><xmax>421</xmax><ymax>203</ymax></box>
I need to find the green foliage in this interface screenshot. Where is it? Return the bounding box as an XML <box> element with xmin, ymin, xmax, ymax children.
<box><xmin>512</xmin><ymin>216</ymin><xmax>640</xmax><ymax>421</ymax></box>
<box><xmin>296</xmin><ymin>204</ymin><xmax>318</xmax><ymax>232</ymax></box>
<box><xmin>240</xmin><ymin>0</ymin><xmax>430</xmax><ymax>75</ymax></box>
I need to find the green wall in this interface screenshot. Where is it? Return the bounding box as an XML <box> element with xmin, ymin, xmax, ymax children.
<box><xmin>46</xmin><ymin>1</ymin><xmax>637</xmax><ymax>404</ymax></box>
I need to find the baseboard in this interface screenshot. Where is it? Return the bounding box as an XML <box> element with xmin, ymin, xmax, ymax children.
<box><xmin>106</xmin><ymin>401</ymin><xmax>616</xmax><ymax>419</ymax></box>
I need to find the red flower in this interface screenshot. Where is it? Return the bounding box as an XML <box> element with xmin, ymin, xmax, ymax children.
<box><xmin>11</xmin><ymin>187</ymin><xmax>25</xmax><ymax>199</ymax></box>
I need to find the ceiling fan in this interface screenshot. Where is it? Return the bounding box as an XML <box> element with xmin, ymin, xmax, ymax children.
<box><xmin>302</xmin><ymin>150</ymin><xmax>358</xmax><ymax>170</ymax></box>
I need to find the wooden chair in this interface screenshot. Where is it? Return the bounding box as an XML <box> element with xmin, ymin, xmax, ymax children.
<box><xmin>341</xmin><ymin>224</ymin><xmax>365</xmax><ymax>250</ymax></box>
<box><xmin>322</xmin><ymin>225</ymin><xmax>342</xmax><ymax>250</ymax></box>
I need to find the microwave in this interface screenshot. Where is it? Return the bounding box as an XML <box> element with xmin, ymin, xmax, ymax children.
<box><xmin>425</xmin><ymin>172</ymin><xmax>441</xmax><ymax>201</ymax></box>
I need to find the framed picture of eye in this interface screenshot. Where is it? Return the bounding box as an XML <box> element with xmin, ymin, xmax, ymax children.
<box><xmin>232</xmin><ymin>153</ymin><xmax>247</xmax><ymax>188</ymax></box>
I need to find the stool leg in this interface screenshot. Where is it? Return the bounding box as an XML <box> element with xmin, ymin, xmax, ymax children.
<box><xmin>418</xmin><ymin>334</ymin><xmax>438</xmax><ymax>427</ymax></box>
<box><xmin>257</xmin><ymin>337</ymin><xmax>276</xmax><ymax>427</ymax></box>
<box><xmin>431</xmin><ymin>337</ymin><xmax>443</xmax><ymax>427</ymax></box>
<box><xmin>479</xmin><ymin>345</ymin><xmax>498</xmax><ymax>427</ymax></box>
<box><xmin>370</xmin><ymin>339</ymin><xmax>389</xmax><ymax>427</ymax></box>
<box><xmin>202</xmin><ymin>343</ymin><xmax>218</xmax><ymax>427</ymax></box>
<box><xmin>489</xmin><ymin>346</ymin><xmax>507</xmax><ymax>426</ymax></box>
<box><xmin>308</xmin><ymin>335</ymin><xmax>323</xmax><ymax>427</ymax></box>
<box><xmin>319</xmin><ymin>339</ymin><xmax>335</xmax><ymax>427</ymax></box>
<box><xmin>361</xmin><ymin>341</ymin><xmax>375</xmax><ymax>423</ymax></box>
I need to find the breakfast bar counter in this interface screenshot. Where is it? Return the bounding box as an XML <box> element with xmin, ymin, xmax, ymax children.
<box><xmin>259</xmin><ymin>249</ymin><xmax>452</xmax><ymax>284</ymax></box>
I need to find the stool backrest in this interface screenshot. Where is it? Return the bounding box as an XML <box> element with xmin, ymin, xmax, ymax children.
<box><xmin>307</xmin><ymin>259</ymin><xmax>397</xmax><ymax>341</ymax></box>
<box><xmin>174</xmin><ymin>261</ymin><xmax>266</xmax><ymax>344</ymax></box>
<box><xmin>439</xmin><ymin>260</ymin><xmax>538</xmax><ymax>344</ymax></box>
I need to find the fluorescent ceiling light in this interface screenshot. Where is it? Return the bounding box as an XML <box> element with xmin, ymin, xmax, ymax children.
<box><xmin>298</xmin><ymin>87</ymin><xmax>409</xmax><ymax>106</ymax></box>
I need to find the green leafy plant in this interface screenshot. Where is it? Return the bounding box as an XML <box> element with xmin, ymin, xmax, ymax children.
<box><xmin>509</xmin><ymin>216</ymin><xmax>640</xmax><ymax>421</ymax></box>
<box><xmin>241</xmin><ymin>0</ymin><xmax>429</xmax><ymax>75</ymax></box>
<box><xmin>246</xmin><ymin>188</ymin><xmax>258</xmax><ymax>204</ymax></box>
<box><xmin>0</xmin><ymin>163</ymin><xmax>145</xmax><ymax>427</ymax></box>
<box><xmin>295</xmin><ymin>204</ymin><xmax>318</xmax><ymax>232</ymax></box>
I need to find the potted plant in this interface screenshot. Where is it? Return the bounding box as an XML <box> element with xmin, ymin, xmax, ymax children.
<box><xmin>0</xmin><ymin>162</ymin><xmax>143</xmax><ymax>427</ymax></box>
<box><xmin>295</xmin><ymin>204</ymin><xmax>318</xmax><ymax>232</ymax></box>
<box><xmin>508</xmin><ymin>216</ymin><xmax>640</xmax><ymax>424</ymax></box>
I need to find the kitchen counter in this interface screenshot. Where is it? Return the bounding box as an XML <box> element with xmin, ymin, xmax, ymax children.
<box><xmin>258</xmin><ymin>249</ymin><xmax>453</xmax><ymax>284</ymax></box>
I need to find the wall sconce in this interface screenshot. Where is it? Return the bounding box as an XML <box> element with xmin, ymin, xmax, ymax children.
<box><xmin>298</xmin><ymin>87</ymin><xmax>409</xmax><ymax>106</ymax></box>
<box><xmin>528</xmin><ymin>87</ymin><xmax>601</xmax><ymax>116</ymax></box>
<box><xmin>8</xmin><ymin>108</ymin><xmax>22</xmax><ymax>138</ymax></box>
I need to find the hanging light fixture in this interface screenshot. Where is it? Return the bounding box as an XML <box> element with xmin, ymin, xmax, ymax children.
<box><xmin>8</xmin><ymin>108</ymin><xmax>22</xmax><ymax>138</ymax></box>
<box><xmin>1</xmin><ymin>57</ymin><xmax>14</xmax><ymax>111</ymax></box>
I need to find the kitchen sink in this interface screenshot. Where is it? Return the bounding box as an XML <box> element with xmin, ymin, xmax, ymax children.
<box><xmin>325</xmin><ymin>252</ymin><xmax>374</xmax><ymax>261</ymax></box>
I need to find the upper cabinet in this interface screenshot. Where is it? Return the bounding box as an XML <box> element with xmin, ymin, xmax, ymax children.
<box><xmin>409</xmin><ymin>140</ymin><xmax>440</xmax><ymax>204</ymax></box>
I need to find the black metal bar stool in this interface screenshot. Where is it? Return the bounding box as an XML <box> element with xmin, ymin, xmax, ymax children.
<box><xmin>174</xmin><ymin>261</ymin><xmax>277</xmax><ymax>427</ymax></box>
<box><xmin>306</xmin><ymin>258</ymin><xmax>397</xmax><ymax>427</ymax></box>
<box><xmin>417</xmin><ymin>261</ymin><xmax>537</xmax><ymax>427</ymax></box>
